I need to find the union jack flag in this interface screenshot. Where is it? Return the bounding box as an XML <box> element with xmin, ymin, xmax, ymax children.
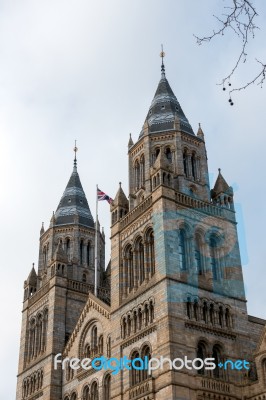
<box><xmin>97</xmin><ymin>188</ymin><xmax>113</xmax><ymax>204</ymax></box>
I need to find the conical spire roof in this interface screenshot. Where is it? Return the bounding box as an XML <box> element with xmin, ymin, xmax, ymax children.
<box><xmin>113</xmin><ymin>182</ymin><xmax>129</xmax><ymax>208</ymax></box>
<box><xmin>139</xmin><ymin>62</ymin><xmax>194</xmax><ymax>137</ymax></box>
<box><xmin>27</xmin><ymin>264</ymin><xmax>37</xmax><ymax>285</ymax></box>
<box><xmin>212</xmin><ymin>169</ymin><xmax>231</xmax><ymax>195</ymax></box>
<box><xmin>54</xmin><ymin>160</ymin><xmax>94</xmax><ymax>228</ymax></box>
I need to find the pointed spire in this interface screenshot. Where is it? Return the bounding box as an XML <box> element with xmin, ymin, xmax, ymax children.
<box><xmin>212</xmin><ymin>168</ymin><xmax>232</xmax><ymax>195</ymax></box>
<box><xmin>73</xmin><ymin>140</ymin><xmax>78</xmax><ymax>172</ymax></box>
<box><xmin>197</xmin><ymin>123</ymin><xmax>204</xmax><ymax>140</ymax></box>
<box><xmin>27</xmin><ymin>263</ymin><xmax>37</xmax><ymax>285</ymax></box>
<box><xmin>160</xmin><ymin>44</ymin><xmax>166</xmax><ymax>78</ymax></box>
<box><xmin>139</xmin><ymin>52</ymin><xmax>194</xmax><ymax>138</ymax></box>
<box><xmin>50</xmin><ymin>211</ymin><xmax>56</xmax><ymax>227</ymax></box>
<box><xmin>128</xmin><ymin>133</ymin><xmax>134</xmax><ymax>148</ymax></box>
<box><xmin>54</xmin><ymin>150</ymin><xmax>94</xmax><ymax>228</ymax></box>
<box><xmin>112</xmin><ymin>182</ymin><xmax>129</xmax><ymax>208</ymax></box>
<box><xmin>40</xmin><ymin>222</ymin><xmax>44</xmax><ymax>236</ymax></box>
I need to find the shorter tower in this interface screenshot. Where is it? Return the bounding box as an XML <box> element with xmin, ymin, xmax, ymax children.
<box><xmin>16</xmin><ymin>153</ymin><xmax>108</xmax><ymax>400</ymax></box>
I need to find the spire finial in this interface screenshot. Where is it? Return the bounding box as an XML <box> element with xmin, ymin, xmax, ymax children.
<box><xmin>73</xmin><ymin>140</ymin><xmax>78</xmax><ymax>171</ymax></box>
<box><xmin>119</xmin><ymin>182</ymin><xmax>122</xmax><ymax>187</ymax></box>
<box><xmin>160</xmin><ymin>44</ymin><xmax>165</xmax><ymax>77</ymax></box>
<box><xmin>218</xmin><ymin>168</ymin><xmax>221</xmax><ymax>173</ymax></box>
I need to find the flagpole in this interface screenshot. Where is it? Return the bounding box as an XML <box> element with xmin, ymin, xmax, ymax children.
<box><xmin>94</xmin><ymin>184</ymin><xmax>98</xmax><ymax>297</ymax></box>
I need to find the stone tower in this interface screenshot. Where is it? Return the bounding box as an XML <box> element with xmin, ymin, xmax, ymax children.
<box><xmin>16</xmin><ymin>58</ymin><xmax>266</xmax><ymax>400</ymax></box>
<box><xmin>109</xmin><ymin>59</ymin><xmax>264</xmax><ymax>399</ymax></box>
<box><xmin>16</xmin><ymin>156</ymin><xmax>107</xmax><ymax>400</ymax></box>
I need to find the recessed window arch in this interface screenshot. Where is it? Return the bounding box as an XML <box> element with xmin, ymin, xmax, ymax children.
<box><xmin>131</xmin><ymin>350</ymin><xmax>141</xmax><ymax>386</ymax></box>
<box><xmin>141</xmin><ymin>344</ymin><xmax>151</xmax><ymax>381</ymax></box>
<box><xmin>191</xmin><ymin>152</ymin><xmax>197</xmax><ymax>180</ymax></box>
<box><xmin>103</xmin><ymin>374</ymin><xmax>111</xmax><ymax>400</ymax></box>
<box><xmin>165</xmin><ymin>147</ymin><xmax>172</xmax><ymax>162</ymax></box>
<box><xmin>212</xmin><ymin>345</ymin><xmax>223</xmax><ymax>378</ymax></box>
<box><xmin>83</xmin><ymin>385</ymin><xmax>90</xmax><ymax>400</ymax></box>
<box><xmin>178</xmin><ymin>228</ymin><xmax>187</xmax><ymax>271</ymax></box>
<box><xmin>140</xmin><ymin>154</ymin><xmax>145</xmax><ymax>187</ymax></box>
<box><xmin>210</xmin><ymin>235</ymin><xmax>219</xmax><ymax>281</ymax></box>
<box><xmin>90</xmin><ymin>381</ymin><xmax>99</xmax><ymax>400</ymax></box>
<box><xmin>195</xmin><ymin>234</ymin><xmax>203</xmax><ymax>275</ymax></box>
<box><xmin>183</xmin><ymin>149</ymin><xmax>188</xmax><ymax>178</ymax></box>
<box><xmin>134</xmin><ymin>160</ymin><xmax>140</xmax><ymax>190</ymax></box>
<box><xmin>196</xmin><ymin>342</ymin><xmax>207</xmax><ymax>375</ymax></box>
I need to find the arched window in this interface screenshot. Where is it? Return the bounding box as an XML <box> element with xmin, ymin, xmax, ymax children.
<box><xmin>80</xmin><ymin>240</ymin><xmax>83</xmax><ymax>264</ymax></box>
<box><xmin>103</xmin><ymin>374</ymin><xmax>111</xmax><ymax>400</ymax></box>
<box><xmin>210</xmin><ymin>237</ymin><xmax>218</xmax><ymax>281</ymax></box>
<box><xmin>186</xmin><ymin>297</ymin><xmax>191</xmax><ymax>319</ymax></box>
<box><xmin>149</xmin><ymin>300</ymin><xmax>154</xmax><ymax>323</ymax></box>
<box><xmin>141</xmin><ymin>345</ymin><xmax>151</xmax><ymax>381</ymax></box>
<box><xmin>135</xmin><ymin>160</ymin><xmax>140</xmax><ymax>190</ymax></box>
<box><xmin>122</xmin><ymin>318</ymin><xmax>127</xmax><ymax>338</ymax></box>
<box><xmin>85</xmin><ymin>343</ymin><xmax>91</xmax><ymax>358</ymax></box>
<box><xmin>98</xmin><ymin>335</ymin><xmax>103</xmax><ymax>354</ymax></box>
<box><xmin>91</xmin><ymin>381</ymin><xmax>99</xmax><ymax>400</ymax></box>
<box><xmin>262</xmin><ymin>359</ymin><xmax>266</xmax><ymax>386</ymax></box>
<box><xmin>91</xmin><ymin>325</ymin><xmax>98</xmax><ymax>354</ymax></box>
<box><xmin>225</xmin><ymin>308</ymin><xmax>231</xmax><ymax>327</ymax></box>
<box><xmin>42</xmin><ymin>308</ymin><xmax>48</xmax><ymax>351</ymax></box>
<box><xmin>196</xmin><ymin>342</ymin><xmax>206</xmax><ymax>375</ymax></box>
<box><xmin>66</xmin><ymin>239</ymin><xmax>70</xmax><ymax>261</ymax></box>
<box><xmin>146</xmin><ymin>229</ymin><xmax>155</xmax><ymax>276</ymax></box>
<box><xmin>203</xmin><ymin>302</ymin><xmax>208</xmax><ymax>323</ymax></box>
<box><xmin>144</xmin><ymin>304</ymin><xmax>149</xmax><ymax>326</ymax></box>
<box><xmin>195</xmin><ymin>234</ymin><xmax>203</xmax><ymax>274</ymax></box>
<box><xmin>212</xmin><ymin>345</ymin><xmax>223</xmax><ymax>378</ymax></box>
<box><xmin>126</xmin><ymin>245</ymin><xmax>134</xmax><ymax>291</ymax></box>
<box><xmin>209</xmin><ymin>304</ymin><xmax>215</xmax><ymax>325</ymax></box>
<box><xmin>191</xmin><ymin>152</ymin><xmax>197</xmax><ymax>180</ymax></box>
<box><xmin>193</xmin><ymin>300</ymin><xmax>199</xmax><ymax>321</ymax></box>
<box><xmin>133</xmin><ymin>311</ymin><xmax>138</xmax><ymax>333</ymax></box>
<box><xmin>136</xmin><ymin>238</ymin><xmax>145</xmax><ymax>285</ymax></box>
<box><xmin>138</xmin><ymin>308</ymin><xmax>142</xmax><ymax>330</ymax></box>
<box><xmin>165</xmin><ymin>147</ymin><xmax>172</xmax><ymax>162</ymax></box>
<box><xmin>70</xmin><ymin>392</ymin><xmax>77</xmax><ymax>400</ymax></box>
<box><xmin>82</xmin><ymin>273</ymin><xmax>86</xmax><ymax>283</ymax></box>
<box><xmin>83</xmin><ymin>385</ymin><xmax>90</xmax><ymax>400</ymax></box>
<box><xmin>131</xmin><ymin>351</ymin><xmax>141</xmax><ymax>386</ymax></box>
<box><xmin>140</xmin><ymin>155</ymin><xmax>145</xmax><ymax>187</ymax></box>
<box><xmin>86</xmin><ymin>242</ymin><xmax>91</xmax><ymax>265</ymax></box>
<box><xmin>218</xmin><ymin>306</ymin><xmax>224</xmax><ymax>327</ymax></box>
<box><xmin>107</xmin><ymin>335</ymin><xmax>111</xmax><ymax>358</ymax></box>
<box><xmin>179</xmin><ymin>229</ymin><xmax>187</xmax><ymax>271</ymax></box>
<box><xmin>183</xmin><ymin>149</ymin><xmax>188</xmax><ymax>178</ymax></box>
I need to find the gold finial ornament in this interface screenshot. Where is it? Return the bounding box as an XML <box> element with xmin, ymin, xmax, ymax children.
<box><xmin>160</xmin><ymin>44</ymin><xmax>165</xmax><ymax>59</ymax></box>
<box><xmin>74</xmin><ymin>140</ymin><xmax>78</xmax><ymax>156</ymax></box>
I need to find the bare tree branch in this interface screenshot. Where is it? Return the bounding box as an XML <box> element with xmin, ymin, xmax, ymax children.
<box><xmin>194</xmin><ymin>0</ymin><xmax>266</xmax><ymax>104</ymax></box>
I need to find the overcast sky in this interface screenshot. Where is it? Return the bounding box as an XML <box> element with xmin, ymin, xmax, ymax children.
<box><xmin>0</xmin><ymin>1</ymin><xmax>265</xmax><ymax>398</ymax></box>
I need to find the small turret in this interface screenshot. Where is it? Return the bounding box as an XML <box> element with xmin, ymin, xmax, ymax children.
<box><xmin>23</xmin><ymin>264</ymin><xmax>38</xmax><ymax>301</ymax></box>
<box><xmin>197</xmin><ymin>123</ymin><xmax>204</xmax><ymax>140</ymax></box>
<box><xmin>128</xmin><ymin>133</ymin><xmax>134</xmax><ymax>149</ymax></box>
<box><xmin>40</xmin><ymin>222</ymin><xmax>44</xmax><ymax>236</ymax></box>
<box><xmin>111</xmin><ymin>182</ymin><xmax>129</xmax><ymax>224</ymax></box>
<box><xmin>211</xmin><ymin>168</ymin><xmax>234</xmax><ymax>209</ymax></box>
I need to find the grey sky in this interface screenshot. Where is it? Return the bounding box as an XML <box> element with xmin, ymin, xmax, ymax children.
<box><xmin>0</xmin><ymin>1</ymin><xmax>265</xmax><ymax>398</ymax></box>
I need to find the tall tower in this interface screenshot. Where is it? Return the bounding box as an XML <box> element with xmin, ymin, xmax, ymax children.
<box><xmin>110</xmin><ymin>55</ymin><xmax>263</xmax><ymax>399</ymax></box>
<box><xmin>16</xmin><ymin>152</ymin><xmax>107</xmax><ymax>400</ymax></box>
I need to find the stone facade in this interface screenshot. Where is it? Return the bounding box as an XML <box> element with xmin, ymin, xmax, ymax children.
<box><xmin>16</xmin><ymin>62</ymin><xmax>266</xmax><ymax>400</ymax></box>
